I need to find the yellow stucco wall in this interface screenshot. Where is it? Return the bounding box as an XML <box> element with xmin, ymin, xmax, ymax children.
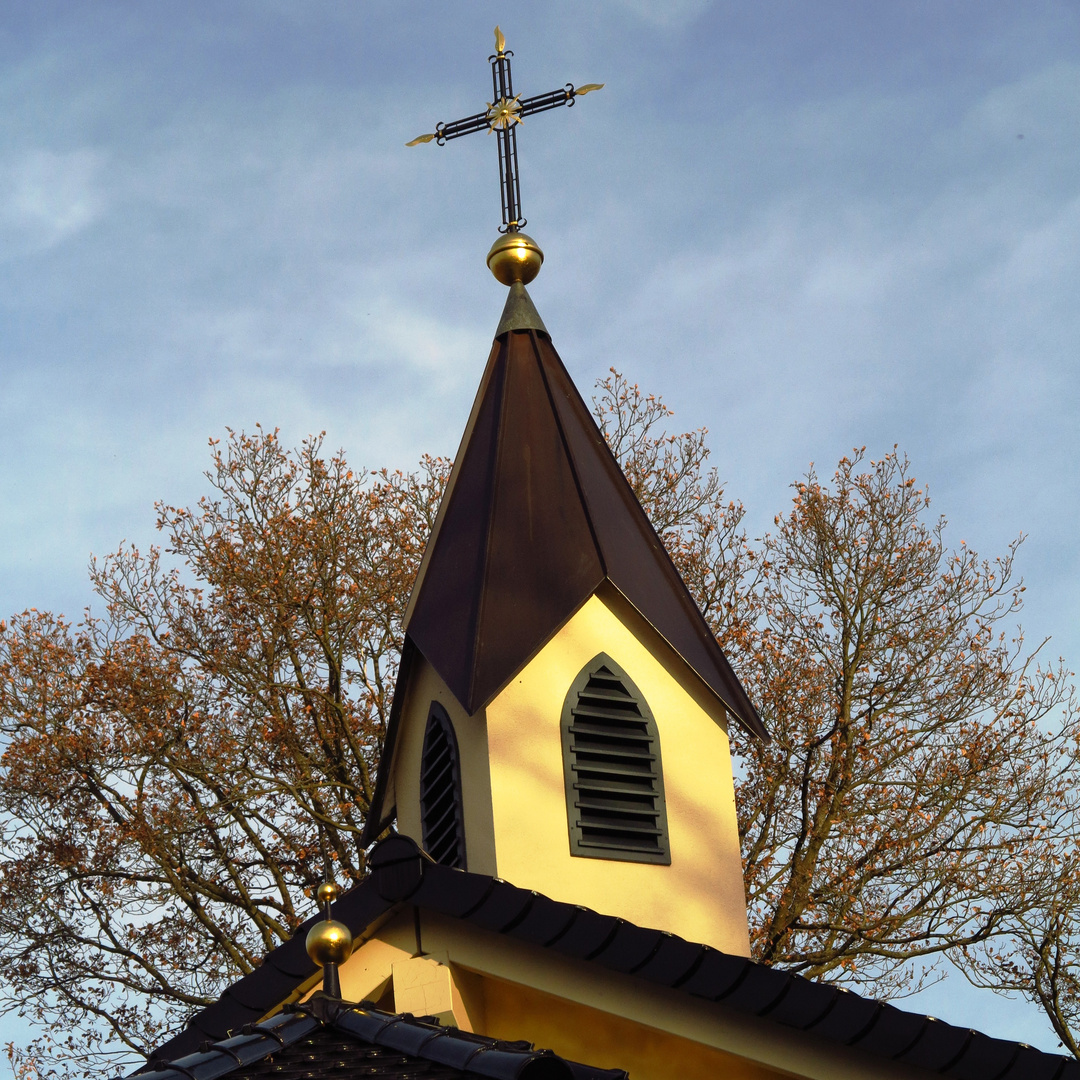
<box><xmin>289</xmin><ymin>910</ymin><xmax>927</xmax><ymax>1080</ymax></box>
<box><xmin>391</xmin><ymin>583</ymin><xmax>749</xmax><ymax>954</ymax></box>
<box><xmin>485</xmin><ymin>586</ymin><xmax>750</xmax><ymax>955</ymax></box>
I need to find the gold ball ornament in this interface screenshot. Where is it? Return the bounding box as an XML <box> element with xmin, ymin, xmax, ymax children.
<box><xmin>317</xmin><ymin>881</ymin><xmax>341</xmax><ymax>905</ymax></box>
<box><xmin>305</xmin><ymin>919</ymin><xmax>353</xmax><ymax>967</ymax></box>
<box><xmin>486</xmin><ymin>231</ymin><xmax>544</xmax><ymax>285</ymax></box>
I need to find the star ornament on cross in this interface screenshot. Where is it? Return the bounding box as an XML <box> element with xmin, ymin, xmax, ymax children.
<box><xmin>407</xmin><ymin>26</ymin><xmax>603</xmax><ymax>236</ymax></box>
<box><xmin>486</xmin><ymin>93</ymin><xmax>523</xmax><ymax>132</ymax></box>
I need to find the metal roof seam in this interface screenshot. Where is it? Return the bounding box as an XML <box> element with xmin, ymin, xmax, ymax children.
<box><xmin>844</xmin><ymin>1002</ymin><xmax>887</xmax><ymax>1047</ymax></box>
<box><xmin>789</xmin><ymin>983</ymin><xmax>842</xmax><ymax>1031</ymax></box>
<box><xmin>497</xmin><ymin>890</ymin><xmax>540</xmax><ymax>934</ymax></box>
<box><xmin>625</xmin><ymin>932</ymin><xmax>668</xmax><ymax>976</ymax></box>
<box><xmin>539</xmin><ymin>907</ymin><xmax>584</xmax><ymax>949</ymax></box>
<box><xmin>934</xmin><ymin>1029</ymin><xmax>975</xmax><ymax>1075</ymax></box>
<box><xmin>583</xmin><ymin>921</ymin><xmax>623</xmax><ymax>962</ymax></box>
<box><xmin>754</xmin><ymin>978</ymin><xmax>793</xmax><ymax>1017</ymax></box>
<box><xmin>527</xmin><ymin>329</ymin><xmax>608</xmax><ymax>579</ymax></box>
<box><xmin>883</xmin><ymin>1014</ymin><xmax>930</xmax><ymax>1061</ymax></box>
<box><xmin>708</xmin><ymin>958</ymin><xmax>753</xmax><ymax>1002</ymax></box>
<box><xmin>668</xmin><ymin>944</ymin><xmax>708</xmax><ymax>989</ymax></box>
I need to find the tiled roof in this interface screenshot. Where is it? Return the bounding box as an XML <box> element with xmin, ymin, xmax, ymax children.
<box><xmin>133</xmin><ymin>994</ymin><xmax>624</xmax><ymax>1080</ymax></box>
<box><xmin>150</xmin><ymin>836</ymin><xmax>1080</xmax><ymax>1080</ymax></box>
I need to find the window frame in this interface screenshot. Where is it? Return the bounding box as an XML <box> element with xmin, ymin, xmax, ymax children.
<box><xmin>560</xmin><ymin>653</ymin><xmax>671</xmax><ymax>865</ymax></box>
<box><xmin>419</xmin><ymin>701</ymin><xmax>468</xmax><ymax>869</ymax></box>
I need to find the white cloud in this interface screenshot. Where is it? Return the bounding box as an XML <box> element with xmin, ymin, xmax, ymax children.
<box><xmin>0</xmin><ymin>147</ymin><xmax>106</xmax><ymax>254</ymax></box>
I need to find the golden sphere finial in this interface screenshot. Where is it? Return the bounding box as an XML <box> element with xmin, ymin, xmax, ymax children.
<box><xmin>487</xmin><ymin>231</ymin><xmax>544</xmax><ymax>285</ymax></box>
<box><xmin>305</xmin><ymin>918</ymin><xmax>353</xmax><ymax>968</ymax></box>
<box><xmin>317</xmin><ymin>881</ymin><xmax>340</xmax><ymax>906</ymax></box>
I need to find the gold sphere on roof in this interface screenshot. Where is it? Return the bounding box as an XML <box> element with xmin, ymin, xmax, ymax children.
<box><xmin>305</xmin><ymin>919</ymin><xmax>353</xmax><ymax>967</ymax></box>
<box><xmin>487</xmin><ymin>231</ymin><xmax>543</xmax><ymax>285</ymax></box>
<box><xmin>317</xmin><ymin>881</ymin><xmax>341</xmax><ymax>905</ymax></box>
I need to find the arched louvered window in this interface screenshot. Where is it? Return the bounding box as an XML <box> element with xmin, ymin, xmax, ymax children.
<box><xmin>420</xmin><ymin>702</ymin><xmax>467</xmax><ymax>869</ymax></box>
<box><xmin>561</xmin><ymin>654</ymin><xmax>671</xmax><ymax>865</ymax></box>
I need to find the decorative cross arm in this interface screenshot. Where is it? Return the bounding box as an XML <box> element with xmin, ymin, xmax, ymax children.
<box><xmin>407</xmin><ymin>83</ymin><xmax>605</xmax><ymax>145</ymax></box>
<box><xmin>407</xmin><ymin>26</ymin><xmax>603</xmax><ymax>233</ymax></box>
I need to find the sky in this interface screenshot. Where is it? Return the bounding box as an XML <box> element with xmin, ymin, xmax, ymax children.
<box><xmin>1</xmin><ymin>0</ymin><xmax>1078</xmax><ymax>1057</ymax></box>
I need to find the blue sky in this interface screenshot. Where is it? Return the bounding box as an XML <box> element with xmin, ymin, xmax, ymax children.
<box><xmin>1</xmin><ymin>0</ymin><xmax>1078</xmax><ymax>1055</ymax></box>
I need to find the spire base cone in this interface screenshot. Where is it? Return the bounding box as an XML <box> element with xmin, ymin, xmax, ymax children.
<box><xmin>495</xmin><ymin>281</ymin><xmax>548</xmax><ymax>336</ymax></box>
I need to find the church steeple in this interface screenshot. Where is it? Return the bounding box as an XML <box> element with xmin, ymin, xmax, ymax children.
<box><xmin>402</xmin><ymin>286</ymin><xmax>765</xmax><ymax>738</ymax></box>
<box><xmin>363</xmin><ymin>30</ymin><xmax>764</xmax><ymax>956</ymax></box>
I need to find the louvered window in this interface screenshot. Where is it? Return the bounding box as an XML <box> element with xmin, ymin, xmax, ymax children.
<box><xmin>419</xmin><ymin>702</ymin><xmax>466</xmax><ymax>869</ymax></box>
<box><xmin>561</xmin><ymin>654</ymin><xmax>670</xmax><ymax>864</ymax></box>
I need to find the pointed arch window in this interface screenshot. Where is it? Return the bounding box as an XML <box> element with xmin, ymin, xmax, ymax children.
<box><xmin>419</xmin><ymin>702</ymin><xmax>467</xmax><ymax>869</ymax></box>
<box><xmin>561</xmin><ymin>654</ymin><xmax>671</xmax><ymax>864</ymax></box>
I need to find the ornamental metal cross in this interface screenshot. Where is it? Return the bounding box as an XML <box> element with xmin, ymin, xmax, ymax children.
<box><xmin>407</xmin><ymin>26</ymin><xmax>603</xmax><ymax>233</ymax></box>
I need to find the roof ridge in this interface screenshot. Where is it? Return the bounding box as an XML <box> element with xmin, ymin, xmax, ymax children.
<box><xmin>149</xmin><ymin>837</ymin><xmax>1080</xmax><ymax>1080</ymax></box>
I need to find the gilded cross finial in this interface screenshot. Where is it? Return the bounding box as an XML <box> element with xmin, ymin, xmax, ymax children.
<box><xmin>407</xmin><ymin>27</ymin><xmax>603</xmax><ymax>281</ymax></box>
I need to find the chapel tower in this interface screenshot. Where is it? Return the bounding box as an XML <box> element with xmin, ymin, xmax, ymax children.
<box><xmin>142</xmin><ymin>34</ymin><xmax>1059</xmax><ymax>1080</ymax></box>
<box><xmin>362</xmin><ymin>279</ymin><xmax>766</xmax><ymax>954</ymax></box>
<box><xmin>361</xmin><ymin>30</ymin><xmax>768</xmax><ymax>958</ymax></box>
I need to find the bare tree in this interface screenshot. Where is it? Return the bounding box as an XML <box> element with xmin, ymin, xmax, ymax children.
<box><xmin>0</xmin><ymin>382</ymin><xmax>1076</xmax><ymax>1076</ymax></box>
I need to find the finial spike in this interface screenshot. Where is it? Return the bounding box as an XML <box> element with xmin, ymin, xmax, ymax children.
<box><xmin>494</xmin><ymin>26</ymin><xmax>506</xmax><ymax>54</ymax></box>
<box><xmin>306</xmin><ymin>878</ymin><xmax>352</xmax><ymax>999</ymax></box>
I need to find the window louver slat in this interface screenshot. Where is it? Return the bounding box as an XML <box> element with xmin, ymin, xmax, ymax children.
<box><xmin>419</xmin><ymin>703</ymin><xmax>466</xmax><ymax>869</ymax></box>
<box><xmin>561</xmin><ymin>654</ymin><xmax>671</xmax><ymax>865</ymax></box>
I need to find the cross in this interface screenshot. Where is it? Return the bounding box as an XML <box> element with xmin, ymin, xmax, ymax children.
<box><xmin>408</xmin><ymin>26</ymin><xmax>603</xmax><ymax>234</ymax></box>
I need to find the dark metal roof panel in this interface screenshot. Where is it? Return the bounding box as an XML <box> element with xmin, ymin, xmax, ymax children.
<box><xmin>895</xmin><ymin>1018</ymin><xmax>973</xmax><ymax>1072</ymax></box>
<box><xmin>464</xmin><ymin>879</ymin><xmax>537</xmax><ymax>934</ymax></box>
<box><xmin>848</xmin><ymin>1004</ymin><xmax>928</xmax><ymax>1058</ymax></box>
<box><xmin>729</xmin><ymin>963</ymin><xmax>796</xmax><ymax>1016</ymax></box>
<box><xmin>407</xmin><ymin>328</ymin><xmax>604</xmax><ymax>716</ymax></box>
<box><xmin>631</xmin><ymin>935</ymin><xmax>704</xmax><ymax>987</ymax></box>
<box><xmin>588</xmin><ymin>922</ymin><xmax>666</xmax><ymax>975</ymax></box>
<box><xmin>768</xmin><ymin>977</ymin><xmax>839</xmax><ymax>1030</ymax></box>
<box><xmin>997</xmin><ymin>1044</ymin><xmax>1074</xmax><ymax>1080</ymax></box>
<box><xmin>403</xmin><ymin>315</ymin><xmax>764</xmax><ymax>738</ymax></box>
<box><xmin>536</xmin><ymin>336</ymin><xmax>766</xmax><ymax>740</ymax></box>
<box><xmin>677</xmin><ymin>948</ymin><xmax>752</xmax><ymax>1001</ymax></box>
<box><xmin>227</xmin><ymin>964</ymin><xmax>300</xmax><ymax>1011</ymax></box>
<box><xmin>546</xmin><ymin>907</ymin><xmax>620</xmax><ymax>961</ymax></box>
<box><xmin>496</xmin><ymin>891</ymin><xmax>579</xmax><ymax>948</ymax></box>
<box><xmin>805</xmin><ymin>990</ymin><xmax>883</xmax><ymax>1043</ymax></box>
<box><xmin>183</xmin><ymin>993</ymin><xmax>265</xmax><ymax>1043</ymax></box>
<box><xmin>942</xmin><ymin>1031</ymin><xmax>1020</xmax><ymax>1080</ymax></box>
<box><xmin>406</xmin><ymin>347</ymin><xmax>511</xmax><ymax>711</ymax></box>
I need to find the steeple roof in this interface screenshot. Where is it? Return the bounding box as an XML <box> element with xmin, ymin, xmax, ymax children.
<box><xmin>403</xmin><ymin>283</ymin><xmax>766</xmax><ymax>740</ymax></box>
